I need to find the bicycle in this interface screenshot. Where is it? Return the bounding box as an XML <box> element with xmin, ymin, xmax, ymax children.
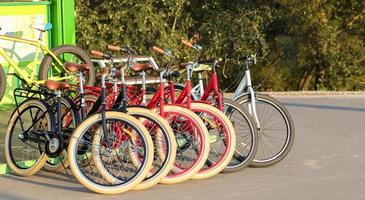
<box><xmin>4</xmin><ymin>63</ymin><xmax>154</xmax><ymax>194</ymax></box>
<box><xmin>146</xmin><ymin>45</ymin><xmax>238</xmax><ymax>179</ymax></box>
<box><xmin>0</xmin><ymin>23</ymin><xmax>95</xmax><ymax>103</ymax></box>
<box><xmin>106</xmin><ymin>44</ymin><xmax>212</xmax><ymax>184</ymax></box>
<box><xmin>83</xmin><ymin>49</ymin><xmax>178</xmax><ymax>190</ymax></box>
<box><xmin>180</xmin><ymin>38</ymin><xmax>295</xmax><ymax>167</ymax></box>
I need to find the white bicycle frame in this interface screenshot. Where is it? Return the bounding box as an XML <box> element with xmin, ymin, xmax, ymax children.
<box><xmin>191</xmin><ymin>62</ymin><xmax>262</xmax><ymax>129</ymax></box>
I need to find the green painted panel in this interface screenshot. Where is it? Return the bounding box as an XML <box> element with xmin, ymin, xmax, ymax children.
<box><xmin>50</xmin><ymin>0</ymin><xmax>76</xmax><ymax>47</ymax></box>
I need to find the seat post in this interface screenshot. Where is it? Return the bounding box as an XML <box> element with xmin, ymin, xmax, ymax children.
<box><xmin>55</xmin><ymin>90</ymin><xmax>62</xmax><ymax>135</ymax></box>
<box><xmin>78</xmin><ymin>71</ymin><xmax>86</xmax><ymax>120</ymax></box>
<box><xmin>38</xmin><ymin>30</ymin><xmax>44</xmax><ymax>42</ymax></box>
<box><xmin>141</xmin><ymin>70</ymin><xmax>146</xmax><ymax>104</ymax></box>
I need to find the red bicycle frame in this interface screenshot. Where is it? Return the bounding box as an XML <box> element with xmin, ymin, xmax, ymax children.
<box><xmin>171</xmin><ymin>69</ymin><xmax>223</xmax><ymax>111</ymax></box>
<box><xmin>199</xmin><ymin>70</ymin><xmax>223</xmax><ymax>111</ymax></box>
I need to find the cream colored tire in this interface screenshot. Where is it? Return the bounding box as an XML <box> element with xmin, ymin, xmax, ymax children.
<box><xmin>189</xmin><ymin>103</ymin><xmax>236</xmax><ymax>180</ymax></box>
<box><xmin>127</xmin><ymin>107</ymin><xmax>176</xmax><ymax>190</ymax></box>
<box><xmin>68</xmin><ymin>111</ymin><xmax>154</xmax><ymax>194</ymax></box>
<box><xmin>158</xmin><ymin>105</ymin><xmax>210</xmax><ymax>184</ymax></box>
<box><xmin>5</xmin><ymin>100</ymin><xmax>50</xmax><ymax>176</ymax></box>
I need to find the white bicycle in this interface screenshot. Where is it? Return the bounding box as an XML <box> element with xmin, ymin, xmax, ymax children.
<box><xmin>179</xmin><ymin>38</ymin><xmax>295</xmax><ymax>167</ymax></box>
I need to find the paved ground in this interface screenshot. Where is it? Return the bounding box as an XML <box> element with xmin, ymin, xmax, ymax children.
<box><xmin>0</xmin><ymin>96</ymin><xmax>365</xmax><ymax>200</ymax></box>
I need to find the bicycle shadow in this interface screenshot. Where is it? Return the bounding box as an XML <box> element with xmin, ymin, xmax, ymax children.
<box><xmin>1</xmin><ymin>171</ymin><xmax>92</xmax><ymax>194</ymax></box>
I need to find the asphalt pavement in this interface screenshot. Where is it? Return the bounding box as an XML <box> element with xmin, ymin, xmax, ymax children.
<box><xmin>0</xmin><ymin>96</ymin><xmax>364</xmax><ymax>200</ymax></box>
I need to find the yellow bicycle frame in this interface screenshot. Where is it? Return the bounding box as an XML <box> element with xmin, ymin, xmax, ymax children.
<box><xmin>0</xmin><ymin>34</ymin><xmax>72</xmax><ymax>85</ymax></box>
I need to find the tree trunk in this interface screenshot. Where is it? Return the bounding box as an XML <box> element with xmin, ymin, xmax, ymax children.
<box><xmin>299</xmin><ymin>67</ymin><xmax>315</xmax><ymax>90</ymax></box>
<box><xmin>314</xmin><ymin>66</ymin><xmax>326</xmax><ymax>90</ymax></box>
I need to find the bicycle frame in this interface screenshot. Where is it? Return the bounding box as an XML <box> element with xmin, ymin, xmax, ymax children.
<box><xmin>0</xmin><ymin>34</ymin><xmax>71</xmax><ymax>85</ymax></box>
<box><xmin>192</xmin><ymin>70</ymin><xmax>223</xmax><ymax>111</ymax></box>
<box><xmin>192</xmin><ymin>65</ymin><xmax>262</xmax><ymax>129</ymax></box>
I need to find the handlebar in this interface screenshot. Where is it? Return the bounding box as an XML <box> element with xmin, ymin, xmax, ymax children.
<box><xmin>152</xmin><ymin>46</ymin><xmax>165</xmax><ymax>55</ymax></box>
<box><xmin>180</xmin><ymin>38</ymin><xmax>202</xmax><ymax>52</ymax></box>
<box><xmin>107</xmin><ymin>44</ymin><xmax>132</xmax><ymax>54</ymax></box>
<box><xmin>90</xmin><ymin>50</ymin><xmax>112</xmax><ymax>60</ymax></box>
<box><xmin>181</xmin><ymin>39</ymin><xmax>194</xmax><ymax>48</ymax></box>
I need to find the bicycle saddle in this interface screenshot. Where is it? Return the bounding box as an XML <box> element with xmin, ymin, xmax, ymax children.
<box><xmin>64</xmin><ymin>62</ymin><xmax>91</xmax><ymax>72</ymax></box>
<box><xmin>44</xmin><ymin>80</ymin><xmax>71</xmax><ymax>91</ymax></box>
<box><xmin>131</xmin><ymin>63</ymin><xmax>153</xmax><ymax>72</ymax></box>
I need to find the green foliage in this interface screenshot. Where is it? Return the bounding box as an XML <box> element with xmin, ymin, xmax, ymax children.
<box><xmin>75</xmin><ymin>0</ymin><xmax>365</xmax><ymax>91</ymax></box>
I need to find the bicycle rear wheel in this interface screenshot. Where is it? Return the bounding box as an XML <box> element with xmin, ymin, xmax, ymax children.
<box><xmin>68</xmin><ymin>111</ymin><xmax>154</xmax><ymax>194</ymax></box>
<box><xmin>39</xmin><ymin>45</ymin><xmax>95</xmax><ymax>86</ymax></box>
<box><xmin>4</xmin><ymin>99</ymin><xmax>52</xmax><ymax>176</ymax></box>
<box><xmin>235</xmin><ymin>93</ymin><xmax>295</xmax><ymax>167</ymax></box>
<box><xmin>0</xmin><ymin>65</ymin><xmax>6</xmax><ymax>103</ymax></box>
<box><xmin>43</xmin><ymin>96</ymin><xmax>79</xmax><ymax>172</ymax></box>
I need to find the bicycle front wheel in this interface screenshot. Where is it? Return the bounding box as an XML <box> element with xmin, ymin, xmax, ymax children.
<box><xmin>189</xmin><ymin>102</ymin><xmax>236</xmax><ymax>179</ymax></box>
<box><xmin>68</xmin><ymin>111</ymin><xmax>154</xmax><ymax>194</ymax></box>
<box><xmin>221</xmin><ymin>98</ymin><xmax>258</xmax><ymax>173</ymax></box>
<box><xmin>235</xmin><ymin>93</ymin><xmax>295</xmax><ymax>167</ymax></box>
<box><xmin>127</xmin><ymin>107</ymin><xmax>176</xmax><ymax>190</ymax></box>
<box><xmin>158</xmin><ymin>105</ymin><xmax>210</xmax><ymax>184</ymax></box>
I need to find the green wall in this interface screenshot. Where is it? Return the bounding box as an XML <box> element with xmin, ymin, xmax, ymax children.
<box><xmin>0</xmin><ymin>0</ymin><xmax>75</xmax><ymax>108</ymax></box>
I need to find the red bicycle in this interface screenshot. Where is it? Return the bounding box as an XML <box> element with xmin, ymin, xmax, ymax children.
<box><xmin>166</xmin><ymin>39</ymin><xmax>259</xmax><ymax>172</ymax></box>
<box><xmin>145</xmin><ymin>45</ymin><xmax>237</xmax><ymax>179</ymax></box>
<box><xmin>86</xmin><ymin>47</ymin><xmax>212</xmax><ymax>185</ymax></box>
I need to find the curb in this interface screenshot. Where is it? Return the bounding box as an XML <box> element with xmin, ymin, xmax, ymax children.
<box><xmin>223</xmin><ymin>91</ymin><xmax>365</xmax><ymax>98</ymax></box>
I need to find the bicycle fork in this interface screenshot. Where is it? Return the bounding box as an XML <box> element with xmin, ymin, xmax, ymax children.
<box><xmin>233</xmin><ymin>70</ymin><xmax>262</xmax><ymax>130</ymax></box>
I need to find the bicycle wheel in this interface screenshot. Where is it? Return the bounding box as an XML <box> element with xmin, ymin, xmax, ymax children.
<box><xmin>157</xmin><ymin>105</ymin><xmax>210</xmax><ymax>184</ymax></box>
<box><xmin>4</xmin><ymin>99</ymin><xmax>52</xmax><ymax>176</ymax></box>
<box><xmin>39</xmin><ymin>45</ymin><xmax>95</xmax><ymax>86</ymax></box>
<box><xmin>220</xmin><ymin>98</ymin><xmax>258</xmax><ymax>172</ymax></box>
<box><xmin>127</xmin><ymin>107</ymin><xmax>176</xmax><ymax>190</ymax></box>
<box><xmin>68</xmin><ymin>111</ymin><xmax>154</xmax><ymax>194</ymax></box>
<box><xmin>43</xmin><ymin>96</ymin><xmax>79</xmax><ymax>172</ymax></box>
<box><xmin>0</xmin><ymin>65</ymin><xmax>6</xmax><ymax>103</ymax></box>
<box><xmin>166</xmin><ymin>84</ymin><xmax>258</xmax><ymax>172</ymax></box>
<box><xmin>83</xmin><ymin>93</ymin><xmax>176</xmax><ymax>189</ymax></box>
<box><xmin>189</xmin><ymin>102</ymin><xmax>236</xmax><ymax>179</ymax></box>
<box><xmin>235</xmin><ymin>93</ymin><xmax>295</xmax><ymax>167</ymax></box>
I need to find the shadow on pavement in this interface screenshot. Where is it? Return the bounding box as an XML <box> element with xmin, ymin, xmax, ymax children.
<box><xmin>1</xmin><ymin>172</ymin><xmax>91</xmax><ymax>194</ymax></box>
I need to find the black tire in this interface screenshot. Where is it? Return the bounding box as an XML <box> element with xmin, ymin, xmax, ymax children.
<box><xmin>221</xmin><ymin>98</ymin><xmax>258</xmax><ymax>173</ymax></box>
<box><xmin>5</xmin><ymin>99</ymin><xmax>53</xmax><ymax>176</ymax></box>
<box><xmin>39</xmin><ymin>45</ymin><xmax>95</xmax><ymax>86</ymax></box>
<box><xmin>235</xmin><ymin>93</ymin><xmax>295</xmax><ymax>167</ymax></box>
<box><xmin>0</xmin><ymin>65</ymin><xmax>6</xmax><ymax>103</ymax></box>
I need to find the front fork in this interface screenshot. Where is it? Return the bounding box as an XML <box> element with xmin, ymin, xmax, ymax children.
<box><xmin>247</xmin><ymin>87</ymin><xmax>261</xmax><ymax>130</ymax></box>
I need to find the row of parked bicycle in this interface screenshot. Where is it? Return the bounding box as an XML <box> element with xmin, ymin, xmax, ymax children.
<box><xmin>0</xmin><ymin>24</ymin><xmax>294</xmax><ymax>194</ymax></box>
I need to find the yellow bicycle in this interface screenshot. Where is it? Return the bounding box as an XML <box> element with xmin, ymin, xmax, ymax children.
<box><xmin>0</xmin><ymin>23</ymin><xmax>95</xmax><ymax>102</ymax></box>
